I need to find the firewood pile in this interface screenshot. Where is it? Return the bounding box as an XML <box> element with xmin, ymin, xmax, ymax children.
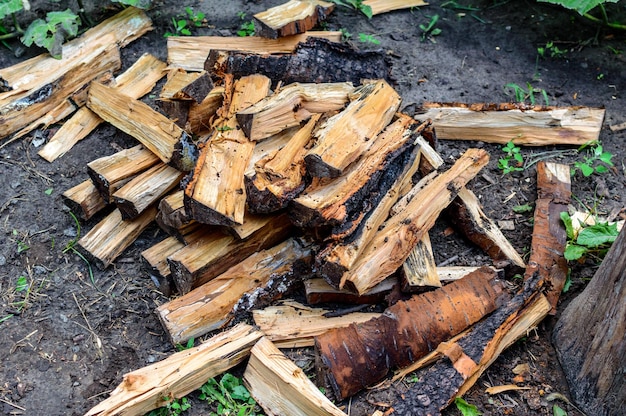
<box><xmin>0</xmin><ymin>4</ymin><xmax>607</xmax><ymax>416</ymax></box>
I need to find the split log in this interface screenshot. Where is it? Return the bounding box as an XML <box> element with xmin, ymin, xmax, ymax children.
<box><xmin>167</xmin><ymin>31</ymin><xmax>342</xmax><ymax>71</ymax></box>
<box><xmin>245</xmin><ymin>125</ymin><xmax>301</xmax><ymax>178</ymax></box>
<box><xmin>553</xmin><ymin>226</ymin><xmax>626</xmax><ymax>416</ymax></box>
<box><xmin>156</xmin><ymin>220</ymin><xmax>203</xmax><ymax>245</ymax></box>
<box><xmin>184</xmin><ymin>74</ymin><xmax>271</xmax><ymax>226</ymax></box>
<box><xmin>437</xmin><ymin>266</ymin><xmax>492</xmax><ymax>281</ymax></box>
<box><xmin>315</xmin><ymin>266</ymin><xmax>509</xmax><ymax>399</ymax></box>
<box><xmin>168</xmin><ymin>213</ymin><xmax>292</xmax><ymax>294</ymax></box>
<box><xmin>253</xmin><ymin>301</ymin><xmax>380</xmax><ymax>348</ymax></box>
<box><xmin>413</xmin><ymin>102</ymin><xmax>605</xmax><ymax>146</ymax></box>
<box><xmin>363</xmin><ymin>0</ymin><xmax>428</xmax><ymax>15</ymax></box>
<box><xmin>62</xmin><ymin>180</ymin><xmax>108</xmax><ymax>221</ymax></box>
<box><xmin>186</xmin><ymin>86</ymin><xmax>224</xmax><ymax>134</ymax></box>
<box><xmin>84</xmin><ymin>323</ymin><xmax>262</xmax><ymax>416</ymax></box>
<box><xmin>87</xmin><ymin>144</ymin><xmax>160</xmax><ymax>203</ymax></box>
<box><xmin>205</xmin><ymin>37</ymin><xmax>392</xmax><ymax>87</ymax></box>
<box><xmin>246</xmin><ymin>116</ymin><xmax>321</xmax><ymax>213</ymax></box>
<box><xmin>77</xmin><ymin>207</ymin><xmax>156</xmax><ymax>269</ymax></box>
<box><xmin>86</xmin><ymin>82</ymin><xmax>197</xmax><ymax>172</ymax></box>
<box><xmin>236</xmin><ymin>82</ymin><xmax>353</xmax><ymax>141</ymax></box>
<box><xmin>253</xmin><ymin>0</ymin><xmax>334</xmax><ymax>39</ymax></box>
<box><xmin>112</xmin><ymin>163</ymin><xmax>185</xmax><ymax>220</ymax></box>
<box><xmin>244</xmin><ymin>337</ymin><xmax>347</xmax><ymax>416</ymax></box>
<box><xmin>342</xmin><ymin>148</ymin><xmax>490</xmax><ymax>294</ymax></box>
<box><xmin>303</xmin><ymin>80</ymin><xmax>402</xmax><ymax>178</ymax></box>
<box><xmin>141</xmin><ymin>236</ymin><xmax>185</xmax><ymax>297</ymax></box>
<box><xmin>158</xmin><ymin>238</ymin><xmax>312</xmax><ymax>344</ymax></box>
<box><xmin>156</xmin><ymin>190</ymin><xmax>190</xmax><ymax>230</ymax></box>
<box><xmin>160</xmin><ymin>69</ymin><xmax>213</xmax><ymax>103</ymax></box>
<box><xmin>38</xmin><ymin>53</ymin><xmax>166</xmax><ymax>162</ymax></box>
<box><xmin>401</xmin><ymin>232</ymin><xmax>441</xmax><ymax>292</ymax></box>
<box><xmin>305</xmin><ymin>277</ymin><xmax>397</xmax><ymax>305</ymax></box>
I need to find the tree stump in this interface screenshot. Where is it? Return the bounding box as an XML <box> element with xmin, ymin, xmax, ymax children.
<box><xmin>552</xmin><ymin>226</ymin><xmax>626</xmax><ymax>416</ymax></box>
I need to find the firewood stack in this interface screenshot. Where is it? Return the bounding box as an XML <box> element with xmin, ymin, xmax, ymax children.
<box><xmin>0</xmin><ymin>4</ymin><xmax>606</xmax><ymax>416</ymax></box>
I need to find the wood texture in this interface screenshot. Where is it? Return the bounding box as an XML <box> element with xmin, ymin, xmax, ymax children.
<box><xmin>253</xmin><ymin>0</ymin><xmax>335</xmax><ymax>39</ymax></box>
<box><xmin>62</xmin><ymin>180</ymin><xmax>108</xmax><ymax>221</ymax></box>
<box><xmin>401</xmin><ymin>232</ymin><xmax>441</xmax><ymax>291</ymax></box>
<box><xmin>141</xmin><ymin>235</ymin><xmax>184</xmax><ymax>296</ymax></box>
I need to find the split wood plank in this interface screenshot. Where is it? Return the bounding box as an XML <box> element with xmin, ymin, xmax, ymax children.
<box><xmin>38</xmin><ymin>53</ymin><xmax>167</xmax><ymax>162</ymax></box>
<box><xmin>315</xmin><ymin>266</ymin><xmax>508</xmax><ymax>399</ymax></box>
<box><xmin>186</xmin><ymin>86</ymin><xmax>224</xmax><ymax>134</ymax></box>
<box><xmin>87</xmin><ymin>144</ymin><xmax>161</xmax><ymax>203</ymax></box>
<box><xmin>86</xmin><ymin>82</ymin><xmax>197</xmax><ymax>172</ymax></box>
<box><xmin>401</xmin><ymin>232</ymin><xmax>441</xmax><ymax>291</ymax></box>
<box><xmin>141</xmin><ymin>235</ymin><xmax>184</xmax><ymax>297</ymax></box>
<box><xmin>304</xmin><ymin>80</ymin><xmax>401</xmax><ymax>178</ymax></box>
<box><xmin>414</xmin><ymin>102</ymin><xmax>605</xmax><ymax>146</ymax></box>
<box><xmin>253</xmin><ymin>0</ymin><xmax>335</xmax><ymax>39</ymax></box>
<box><xmin>168</xmin><ymin>213</ymin><xmax>292</xmax><ymax>294</ymax></box>
<box><xmin>253</xmin><ymin>301</ymin><xmax>380</xmax><ymax>348</ymax></box>
<box><xmin>342</xmin><ymin>148</ymin><xmax>490</xmax><ymax>294</ymax></box>
<box><xmin>363</xmin><ymin>0</ymin><xmax>428</xmax><ymax>15</ymax></box>
<box><xmin>184</xmin><ymin>74</ymin><xmax>271</xmax><ymax>226</ymax></box>
<box><xmin>84</xmin><ymin>323</ymin><xmax>262</xmax><ymax>416</ymax></box>
<box><xmin>62</xmin><ymin>180</ymin><xmax>108</xmax><ymax>221</ymax></box>
<box><xmin>77</xmin><ymin>207</ymin><xmax>156</xmax><ymax>269</ymax></box>
<box><xmin>244</xmin><ymin>337</ymin><xmax>347</xmax><ymax>416</ymax></box>
<box><xmin>236</xmin><ymin>82</ymin><xmax>354</xmax><ymax>141</ymax></box>
<box><xmin>113</xmin><ymin>162</ymin><xmax>185</xmax><ymax>220</ymax></box>
<box><xmin>166</xmin><ymin>31</ymin><xmax>341</xmax><ymax>71</ymax></box>
<box><xmin>158</xmin><ymin>238</ymin><xmax>312</xmax><ymax>344</ymax></box>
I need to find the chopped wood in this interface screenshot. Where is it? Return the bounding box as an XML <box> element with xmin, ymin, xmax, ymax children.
<box><xmin>244</xmin><ymin>337</ymin><xmax>347</xmax><ymax>416</ymax></box>
<box><xmin>236</xmin><ymin>82</ymin><xmax>354</xmax><ymax>141</ymax></box>
<box><xmin>87</xmin><ymin>144</ymin><xmax>161</xmax><ymax>203</ymax></box>
<box><xmin>168</xmin><ymin>213</ymin><xmax>292</xmax><ymax>294</ymax></box>
<box><xmin>184</xmin><ymin>74</ymin><xmax>271</xmax><ymax>226</ymax></box>
<box><xmin>158</xmin><ymin>238</ymin><xmax>312</xmax><ymax>344</ymax></box>
<box><xmin>77</xmin><ymin>207</ymin><xmax>156</xmax><ymax>269</ymax></box>
<box><xmin>167</xmin><ymin>31</ymin><xmax>342</xmax><ymax>71</ymax></box>
<box><xmin>526</xmin><ymin>161</ymin><xmax>570</xmax><ymax>314</ymax></box>
<box><xmin>342</xmin><ymin>148</ymin><xmax>490</xmax><ymax>294</ymax></box>
<box><xmin>157</xmin><ymin>98</ymin><xmax>190</xmax><ymax>129</ymax></box>
<box><xmin>363</xmin><ymin>0</ymin><xmax>428</xmax><ymax>15</ymax></box>
<box><xmin>303</xmin><ymin>80</ymin><xmax>402</xmax><ymax>178</ymax></box>
<box><xmin>401</xmin><ymin>232</ymin><xmax>441</xmax><ymax>291</ymax></box>
<box><xmin>553</xmin><ymin>226</ymin><xmax>626</xmax><ymax>416</ymax></box>
<box><xmin>414</xmin><ymin>102</ymin><xmax>605</xmax><ymax>146</ymax></box>
<box><xmin>315</xmin><ymin>266</ymin><xmax>508</xmax><ymax>399</ymax></box>
<box><xmin>228</xmin><ymin>212</ymin><xmax>276</xmax><ymax>240</ymax></box>
<box><xmin>141</xmin><ymin>236</ymin><xmax>185</xmax><ymax>297</ymax></box>
<box><xmin>253</xmin><ymin>301</ymin><xmax>380</xmax><ymax>348</ymax></box>
<box><xmin>156</xmin><ymin>190</ymin><xmax>190</xmax><ymax>230</ymax></box>
<box><xmin>305</xmin><ymin>277</ymin><xmax>397</xmax><ymax>305</ymax></box>
<box><xmin>86</xmin><ymin>82</ymin><xmax>197</xmax><ymax>171</ymax></box>
<box><xmin>186</xmin><ymin>86</ymin><xmax>224</xmax><ymax>134</ymax></box>
<box><xmin>609</xmin><ymin>120</ymin><xmax>626</xmax><ymax>132</ymax></box>
<box><xmin>84</xmin><ymin>323</ymin><xmax>262</xmax><ymax>416</ymax></box>
<box><xmin>253</xmin><ymin>0</ymin><xmax>335</xmax><ymax>39</ymax></box>
<box><xmin>205</xmin><ymin>37</ymin><xmax>392</xmax><ymax>87</ymax></box>
<box><xmin>38</xmin><ymin>53</ymin><xmax>167</xmax><ymax>162</ymax></box>
<box><xmin>112</xmin><ymin>162</ymin><xmax>185</xmax><ymax>220</ymax></box>
<box><xmin>437</xmin><ymin>266</ymin><xmax>491</xmax><ymax>281</ymax></box>
<box><xmin>246</xmin><ymin>118</ymin><xmax>320</xmax><ymax>213</ymax></box>
<box><xmin>160</xmin><ymin>69</ymin><xmax>213</xmax><ymax>103</ymax></box>
<box><xmin>62</xmin><ymin>180</ymin><xmax>108</xmax><ymax>221</ymax></box>
<box><xmin>245</xmin><ymin>125</ymin><xmax>301</xmax><ymax>178</ymax></box>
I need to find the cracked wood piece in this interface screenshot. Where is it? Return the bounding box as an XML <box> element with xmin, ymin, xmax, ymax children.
<box><xmin>293</xmin><ymin>115</ymin><xmax>420</xmax><ymax>230</ymax></box>
<box><xmin>158</xmin><ymin>238</ymin><xmax>312</xmax><ymax>344</ymax></box>
<box><xmin>141</xmin><ymin>236</ymin><xmax>185</xmax><ymax>297</ymax></box>
<box><xmin>304</xmin><ymin>80</ymin><xmax>401</xmax><ymax>178</ymax></box>
<box><xmin>363</xmin><ymin>0</ymin><xmax>428</xmax><ymax>15</ymax></box>
<box><xmin>167</xmin><ymin>31</ymin><xmax>341</xmax><ymax>71</ymax></box>
<box><xmin>414</xmin><ymin>102</ymin><xmax>605</xmax><ymax>146</ymax></box>
<box><xmin>244</xmin><ymin>337</ymin><xmax>347</xmax><ymax>416</ymax></box>
<box><xmin>236</xmin><ymin>82</ymin><xmax>353</xmax><ymax>141</ymax></box>
<box><xmin>253</xmin><ymin>0</ymin><xmax>335</xmax><ymax>39</ymax></box>
<box><xmin>86</xmin><ymin>82</ymin><xmax>197</xmax><ymax>172</ymax></box>
<box><xmin>112</xmin><ymin>163</ymin><xmax>185</xmax><ymax>220</ymax></box>
<box><xmin>186</xmin><ymin>86</ymin><xmax>224</xmax><ymax>134</ymax></box>
<box><xmin>401</xmin><ymin>232</ymin><xmax>441</xmax><ymax>291</ymax></box>
<box><xmin>38</xmin><ymin>53</ymin><xmax>167</xmax><ymax>162</ymax></box>
<box><xmin>168</xmin><ymin>213</ymin><xmax>292</xmax><ymax>294</ymax></box>
<box><xmin>315</xmin><ymin>266</ymin><xmax>509</xmax><ymax>399</ymax></box>
<box><xmin>77</xmin><ymin>207</ymin><xmax>156</xmax><ymax>269</ymax></box>
<box><xmin>246</xmin><ymin>115</ymin><xmax>321</xmax><ymax>213</ymax></box>
<box><xmin>342</xmin><ymin>148</ymin><xmax>490</xmax><ymax>295</ymax></box>
<box><xmin>253</xmin><ymin>301</ymin><xmax>380</xmax><ymax>348</ymax></box>
<box><xmin>184</xmin><ymin>74</ymin><xmax>271</xmax><ymax>226</ymax></box>
<box><xmin>84</xmin><ymin>323</ymin><xmax>262</xmax><ymax>416</ymax></box>
<box><xmin>0</xmin><ymin>45</ymin><xmax>121</xmax><ymax>140</ymax></box>
<box><xmin>62</xmin><ymin>180</ymin><xmax>108</xmax><ymax>221</ymax></box>
<box><xmin>304</xmin><ymin>277</ymin><xmax>397</xmax><ymax>305</ymax></box>
<box><xmin>87</xmin><ymin>144</ymin><xmax>161</xmax><ymax>203</ymax></box>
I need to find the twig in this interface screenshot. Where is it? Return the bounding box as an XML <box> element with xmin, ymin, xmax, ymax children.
<box><xmin>72</xmin><ymin>292</ymin><xmax>104</xmax><ymax>358</ymax></box>
<box><xmin>0</xmin><ymin>397</ymin><xmax>26</xmax><ymax>411</ymax></box>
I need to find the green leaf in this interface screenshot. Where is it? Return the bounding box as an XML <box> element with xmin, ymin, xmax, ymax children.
<box><xmin>564</xmin><ymin>243</ymin><xmax>587</xmax><ymax>261</ymax></box>
<box><xmin>599</xmin><ymin>152</ymin><xmax>614</xmax><ymax>165</ymax></box>
<box><xmin>594</xmin><ymin>165</ymin><xmax>609</xmax><ymax>174</ymax></box>
<box><xmin>560</xmin><ymin>211</ymin><xmax>575</xmax><ymax>240</ymax></box>
<box><xmin>454</xmin><ymin>397</ymin><xmax>482</xmax><ymax>416</ymax></box>
<box><xmin>112</xmin><ymin>0</ymin><xmax>152</xmax><ymax>9</ymax></box>
<box><xmin>513</xmin><ymin>204</ymin><xmax>533</xmax><ymax>213</ymax></box>
<box><xmin>0</xmin><ymin>0</ymin><xmax>24</xmax><ymax>20</ymax></box>
<box><xmin>537</xmin><ymin>0</ymin><xmax>619</xmax><ymax>15</ymax></box>
<box><xmin>16</xmin><ymin>275</ymin><xmax>28</xmax><ymax>292</ymax></box>
<box><xmin>360</xmin><ymin>4</ymin><xmax>373</xmax><ymax>18</ymax></box>
<box><xmin>44</xmin><ymin>187</ymin><xmax>53</xmax><ymax>195</ymax></box>
<box><xmin>47</xmin><ymin>10</ymin><xmax>80</xmax><ymax>37</ymax></box>
<box><xmin>579</xmin><ymin>163</ymin><xmax>594</xmax><ymax>177</ymax></box>
<box><xmin>577</xmin><ymin>222</ymin><xmax>618</xmax><ymax>247</ymax></box>
<box><xmin>562</xmin><ymin>272</ymin><xmax>572</xmax><ymax>293</ymax></box>
<box><xmin>553</xmin><ymin>404</ymin><xmax>568</xmax><ymax>416</ymax></box>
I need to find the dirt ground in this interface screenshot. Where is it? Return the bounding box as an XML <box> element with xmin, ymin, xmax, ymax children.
<box><xmin>1</xmin><ymin>0</ymin><xmax>625</xmax><ymax>415</ymax></box>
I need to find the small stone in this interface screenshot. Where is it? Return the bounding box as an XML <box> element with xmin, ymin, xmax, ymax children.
<box><xmin>59</xmin><ymin>313</ymin><xmax>68</xmax><ymax>323</ymax></box>
<box><xmin>147</xmin><ymin>355</ymin><xmax>156</xmax><ymax>363</ymax></box>
<box><xmin>0</xmin><ymin>254</ymin><xmax>6</xmax><ymax>266</ymax></box>
<box><xmin>498</xmin><ymin>220</ymin><xmax>516</xmax><ymax>231</ymax></box>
